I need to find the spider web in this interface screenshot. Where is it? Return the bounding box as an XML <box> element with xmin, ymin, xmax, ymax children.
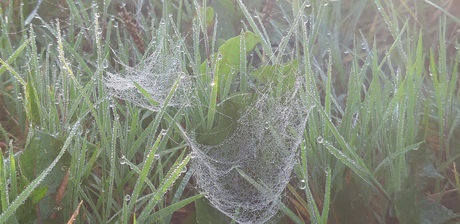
<box><xmin>104</xmin><ymin>23</ymin><xmax>311</xmax><ymax>224</ymax></box>
<box><xmin>189</xmin><ymin>75</ymin><xmax>312</xmax><ymax>224</ymax></box>
<box><xmin>105</xmin><ymin>32</ymin><xmax>193</xmax><ymax>111</ymax></box>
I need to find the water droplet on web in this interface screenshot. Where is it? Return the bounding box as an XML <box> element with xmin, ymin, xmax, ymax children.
<box><xmin>297</xmin><ymin>180</ymin><xmax>306</xmax><ymax>189</ymax></box>
<box><xmin>102</xmin><ymin>59</ymin><xmax>109</xmax><ymax>69</ymax></box>
<box><xmin>316</xmin><ymin>136</ymin><xmax>324</xmax><ymax>144</ymax></box>
<box><xmin>124</xmin><ymin>194</ymin><xmax>131</xmax><ymax>201</ymax></box>
<box><xmin>181</xmin><ymin>166</ymin><xmax>188</xmax><ymax>173</ymax></box>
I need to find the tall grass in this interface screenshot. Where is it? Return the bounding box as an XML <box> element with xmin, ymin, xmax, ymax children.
<box><xmin>1</xmin><ymin>0</ymin><xmax>459</xmax><ymax>223</ymax></box>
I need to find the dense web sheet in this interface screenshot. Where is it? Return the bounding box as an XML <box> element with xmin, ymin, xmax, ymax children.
<box><xmin>189</xmin><ymin>79</ymin><xmax>312</xmax><ymax>224</ymax></box>
<box><xmin>104</xmin><ymin>38</ymin><xmax>193</xmax><ymax>111</ymax></box>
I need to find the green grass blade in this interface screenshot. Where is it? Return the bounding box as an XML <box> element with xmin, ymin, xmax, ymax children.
<box><xmin>0</xmin><ymin>39</ymin><xmax>29</xmax><ymax>78</ymax></box>
<box><xmin>0</xmin><ymin>121</ymin><xmax>79</xmax><ymax>223</ymax></box>
<box><xmin>147</xmin><ymin>194</ymin><xmax>203</xmax><ymax>223</ymax></box>
<box><xmin>137</xmin><ymin>154</ymin><xmax>190</xmax><ymax>222</ymax></box>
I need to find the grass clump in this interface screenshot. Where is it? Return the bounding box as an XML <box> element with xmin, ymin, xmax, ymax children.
<box><xmin>0</xmin><ymin>0</ymin><xmax>460</xmax><ymax>223</ymax></box>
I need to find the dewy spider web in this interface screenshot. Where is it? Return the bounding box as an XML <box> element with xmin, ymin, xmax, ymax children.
<box><xmin>189</xmin><ymin>75</ymin><xmax>312</xmax><ymax>224</ymax></box>
<box><xmin>105</xmin><ymin>29</ymin><xmax>193</xmax><ymax>111</ymax></box>
<box><xmin>104</xmin><ymin>22</ymin><xmax>311</xmax><ymax>224</ymax></box>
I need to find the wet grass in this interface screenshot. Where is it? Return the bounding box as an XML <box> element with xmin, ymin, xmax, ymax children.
<box><xmin>1</xmin><ymin>0</ymin><xmax>460</xmax><ymax>223</ymax></box>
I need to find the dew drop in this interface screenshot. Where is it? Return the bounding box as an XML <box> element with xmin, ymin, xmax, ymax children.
<box><xmin>264</xmin><ymin>121</ymin><xmax>270</xmax><ymax>130</ymax></box>
<box><xmin>316</xmin><ymin>136</ymin><xmax>324</xmax><ymax>144</ymax></box>
<box><xmin>119</xmin><ymin>155</ymin><xmax>127</xmax><ymax>165</ymax></box>
<box><xmin>297</xmin><ymin>180</ymin><xmax>306</xmax><ymax>189</ymax></box>
<box><xmin>124</xmin><ymin>194</ymin><xmax>131</xmax><ymax>201</ymax></box>
<box><xmin>154</xmin><ymin>154</ymin><xmax>160</xmax><ymax>160</ymax></box>
<box><xmin>102</xmin><ymin>58</ymin><xmax>109</xmax><ymax>68</ymax></box>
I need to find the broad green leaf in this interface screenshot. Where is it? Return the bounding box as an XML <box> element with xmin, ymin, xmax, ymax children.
<box><xmin>215</xmin><ymin>31</ymin><xmax>260</xmax><ymax>74</ymax></box>
<box><xmin>30</xmin><ymin>186</ymin><xmax>48</xmax><ymax>205</ymax></box>
<box><xmin>251</xmin><ymin>60</ymin><xmax>299</xmax><ymax>94</ymax></box>
<box><xmin>200</xmin><ymin>31</ymin><xmax>260</xmax><ymax>90</ymax></box>
<box><xmin>18</xmin><ymin>130</ymin><xmax>71</xmax><ymax>223</ymax></box>
<box><xmin>0</xmin><ymin>122</ymin><xmax>77</xmax><ymax>223</ymax></box>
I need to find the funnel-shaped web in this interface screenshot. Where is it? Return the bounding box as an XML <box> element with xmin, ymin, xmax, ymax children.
<box><xmin>190</xmin><ymin>81</ymin><xmax>312</xmax><ymax>224</ymax></box>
